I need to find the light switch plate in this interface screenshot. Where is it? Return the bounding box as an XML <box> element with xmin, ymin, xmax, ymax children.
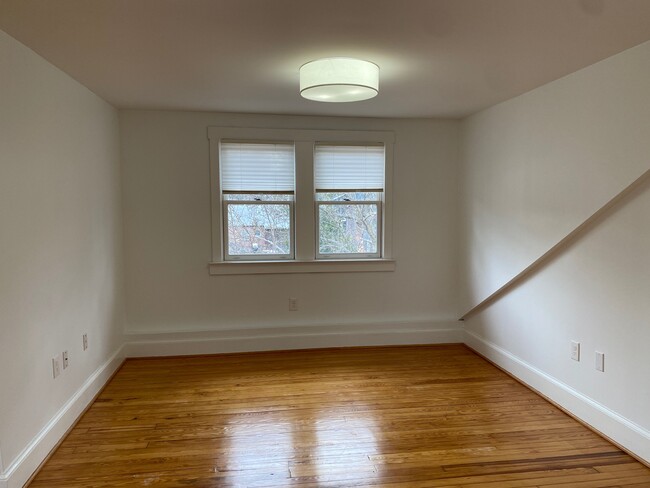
<box><xmin>52</xmin><ymin>355</ymin><xmax>61</xmax><ymax>378</ymax></box>
<box><xmin>571</xmin><ymin>341</ymin><xmax>580</xmax><ymax>361</ymax></box>
<box><xmin>595</xmin><ymin>351</ymin><xmax>605</xmax><ymax>372</ymax></box>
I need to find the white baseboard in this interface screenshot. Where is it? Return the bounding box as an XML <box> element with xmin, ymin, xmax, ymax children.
<box><xmin>124</xmin><ymin>320</ymin><xmax>463</xmax><ymax>357</ymax></box>
<box><xmin>464</xmin><ymin>329</ymin><xmax>650</xmax><ymax>464</ymax></box>
<box><xmin>0</xmin><ymin>321</ymin><xmax>459</xmax><ymax>487</ymax></box>
<box><xmin>4</xmin><ymin>324</ymin><xmax>647</xmax><ymax>488</ymax></box>
<box><xmin>0</xmin><ymin>346</ymin><xmax>126</xmax><ymax>488</ymax></box>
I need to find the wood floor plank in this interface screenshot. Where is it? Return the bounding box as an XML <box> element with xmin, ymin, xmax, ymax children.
<box><xmin>27</xmin><ymin>345</ymin><xmax>650</xmax><ymax>487</ymax></box>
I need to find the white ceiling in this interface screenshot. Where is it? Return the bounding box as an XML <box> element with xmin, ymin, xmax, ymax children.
<box><xmin>2</xmin><ymin>0</ymin><xmax>650</xmax><ymax>118</ymax></box>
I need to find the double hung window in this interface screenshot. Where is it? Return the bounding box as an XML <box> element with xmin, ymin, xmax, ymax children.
<box><xmin>220</xmin><ymin>141</ymin><xmax>295</xmax><ymax>260</ymax></box>
<box><xmin>208</xmin><ymin>127</ymin><xmax>394</xmax><ymax>273</ymax></box>
<box><xmin>314</xmin><ymin>144</ymin><xmax>384</xmax><ymax>259</ymax></box>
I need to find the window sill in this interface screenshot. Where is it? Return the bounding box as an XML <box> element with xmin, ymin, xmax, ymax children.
<box><xmin>208</xmin><ymin>259</ymin><xmax>396</xmax><ymax>275</ymax></box>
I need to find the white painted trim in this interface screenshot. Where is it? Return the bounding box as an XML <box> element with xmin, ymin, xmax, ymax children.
<box><xmin>208</xmin><ymin>134</ymin><xmax>224</xmax><ymax>261</ymax></box>
<box><xmin>124</xmin><ymin>320</ymin><xmax>462</xmax><ymax>357</ymax></box>
<box><xmin>207</xmin><ymin>127</ymin><xmax>396</xmax><ymax>144</ymax></box>
<box><xmin>464</xmin><ymin>329</ymin><xmax>650</xmax><ymax>464</ymax></box>
<box><xmin>208</xmin><ymin>126</ymin><xmax>396</xmax><ymax>265</ymax></box>
<box><xmin>0</xmin><ymin>345</ymin><xmax>126</xmax><ymax>488</ymax></box>
<box><xmin>294</xmin><ymin>140</ymin><xmax>315</xmax><ymax>261</ymax></box>
<box><xmin>4</xmin><ymin>326</ymin><xmax>647</xmax><ymax>488</ymax></box>
<box><xmin>209</xmin><ymin>258</ymin><xmax>396</xmax><ymax>275</ymax></box>
<box><xmin>461</xmin><ymin>167</ymin><xmax>650</xmax><ymax>320</ymax></box>
<box><xmin>382</xmin><ymin>141</ymin><xmax>394</xmax><ymax>258</ymax></box>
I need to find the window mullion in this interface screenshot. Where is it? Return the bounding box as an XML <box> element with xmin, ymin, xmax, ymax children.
<box><xmin>294</xmin><ymin>141</ymin><xmax>315</xmax><ymax>261</ymax></box>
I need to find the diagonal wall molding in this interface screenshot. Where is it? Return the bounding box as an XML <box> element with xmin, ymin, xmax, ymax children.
<box><xmin>461</xmin><ymin>166</ymin><xmax>650</xmax><ymax>320</ymax></box>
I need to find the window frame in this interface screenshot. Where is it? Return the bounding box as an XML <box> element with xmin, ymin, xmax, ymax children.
<box><xmin>208</xmin><ymin>127</ymin><xmax>395</xmax><ymax>274</ymax></box>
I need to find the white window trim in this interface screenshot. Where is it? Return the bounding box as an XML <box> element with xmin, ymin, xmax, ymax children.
<box><xmin>208</xmin><ymin>126</ymin><xmax>395</xmax><ymax>275</ymax></box>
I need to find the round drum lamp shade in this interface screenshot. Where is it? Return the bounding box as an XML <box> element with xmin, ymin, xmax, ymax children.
<box><xmin>300</xmin><ymin>58</ymin><xmax>379</xmax><ymax>103</ymax></box>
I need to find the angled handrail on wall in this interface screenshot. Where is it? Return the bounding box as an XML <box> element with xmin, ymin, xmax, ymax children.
<box><xmin>461</xmin><ymin>167</ymin><xmax>650</xmax><ymax>321</ymax></box>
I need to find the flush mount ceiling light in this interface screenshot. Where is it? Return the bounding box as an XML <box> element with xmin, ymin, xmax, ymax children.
<box><xmin>300</xmin><ymin>57</ymin><xmax>379</xmax><ymax>103</ymax></box>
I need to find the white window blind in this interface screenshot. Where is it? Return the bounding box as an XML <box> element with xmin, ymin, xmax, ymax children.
<box><xmin>220</xmin><ymin>142</ymin><xmax>295</xmax><ymax>193</ymax></box>
<box><xmin>314</xmin><ymin>144</ymin><xmax>385</xmax><ymax>191</ymax></box>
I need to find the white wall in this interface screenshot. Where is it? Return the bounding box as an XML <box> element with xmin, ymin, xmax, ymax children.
<box><xmin>120</xmin><ymin>111</ymin><xmax>460</xmax><ymax>342</ymax></box>
<box><xmin>0</xmin><ymin>30</ymin><xmax>126</xmax><ymax>485</ymax></box>
<box><xmin>460</xmin><ymin>41</ymin><xmax>650</xmax><ymax>312</ymax></box>
<box><xmin>459</xmin><ymin>41</ymin><xmax>650</xmax><ymax>461</ymax></box>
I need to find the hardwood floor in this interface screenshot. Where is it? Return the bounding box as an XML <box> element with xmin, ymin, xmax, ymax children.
<box><xmin>28</xmin><ymin>345</ymin><xmax>650</xmax><ymax>487</ymax></box>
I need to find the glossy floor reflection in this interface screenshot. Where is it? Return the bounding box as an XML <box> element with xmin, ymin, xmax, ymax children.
<box><xmin>28</xmin><ymin>345</ymin><xmax>650</xmax><ymax>487</ymax></box>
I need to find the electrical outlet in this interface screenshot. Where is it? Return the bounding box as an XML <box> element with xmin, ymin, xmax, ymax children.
<box><xmin>288</xmin><ymin>298</ymin><xmax>298</xmax><ymax>311</ymax></box>
<box><xmin>83</xmin><ymin>333</ymin><xmax>88</xmax><ymax>351</ymax></box>
<box><xmin>52</xmin><ymin>355</ymin><xmax>61</xmax><ymax>379</ymax></box>
<box><xmin>570</xmin><ymin>341</ymin><xmax>580</xmax><ymax>361</ymax></box>
<box><xmin>62</xmin><ymin>351</ymin><xmax>69</xmax><ymax>369</ymax></box>
<box><xmin>595</xmin><ymin>351</ymin><xmax>605</xmax><ymax>372</ymax></box>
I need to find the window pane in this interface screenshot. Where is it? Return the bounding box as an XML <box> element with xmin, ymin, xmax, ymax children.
<box><xmin>316</xmin><ymin>191</ymin><xmax>380</xmax><ymax>202</ymax></box>
<box><xmin>227</xmin><ymin>204</ymin><xmax>291</xmax><ymax>256</ymax></box>
<box><xmin>318</xmin><ymin>203</ymin><xmax>378</xmax><ymax>255</ymax></box>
